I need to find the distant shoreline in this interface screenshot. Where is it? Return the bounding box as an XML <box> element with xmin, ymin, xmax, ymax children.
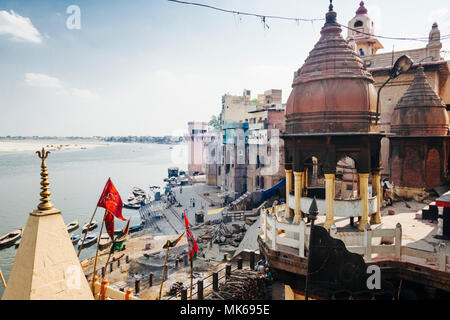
<box><xmin>0</xmin><ymin>139</ymin><xmax>108</xmax><ymax>153</ymax></box>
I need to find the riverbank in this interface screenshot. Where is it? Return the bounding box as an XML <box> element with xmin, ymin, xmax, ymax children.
<box><xmin>0</xmin><ymin>140</ymin><xmax>108</xmax><ymax>153</ymax></box>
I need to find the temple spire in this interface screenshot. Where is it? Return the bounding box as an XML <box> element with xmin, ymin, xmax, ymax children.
<box><xmin>36</xmin><ymin>148</ymin><xmax>54</xmax><ymax>211</ymax></box>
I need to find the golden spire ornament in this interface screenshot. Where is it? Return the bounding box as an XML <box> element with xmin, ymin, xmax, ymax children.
<box><xmin>36</xmin><ymin>147</ymin><xmax>54</xmax><ymax>211</ymax></box>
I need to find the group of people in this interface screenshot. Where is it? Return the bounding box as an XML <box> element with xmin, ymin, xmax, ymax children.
<box><xmin>256</xmin><ymin>259</ymin><xmax>272</xmax><ymax>280</ymax></box>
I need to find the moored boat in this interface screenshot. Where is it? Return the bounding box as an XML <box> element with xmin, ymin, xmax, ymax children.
<box><xmin>0</xmin><ymin>229</ymin><xmax>22</xmax><ymax>249</ymax></box>
<box><xmin>66</xmin><ymin>219</ymin><xmax>79</xmax><ymax>233</ymax></box>
<box><xmin>77</xmin><ymin>233</ymin><xmax>98</xmax><ymax>247</ymax></box>
<box><xmin>98</xmin><ymin>233</ymin><xmax>112</xmax><ymax>249</ymax></box>
<box><xmin>71</xmin><ymin>234</ymin><xmax>81</xmax><ymax>244</ymax></box>
<box><xmin>132</xmin><ymin>187</ymin><xmax>147</xmax><ymax>197</ymax></box>
<box><xmin>129</xmin><ymin>224</ymin><xmax>143</xmax><ymax>233</ymax></box>
<box><xmin>82</xmin><ymin>220</ymin><xmax>98</xmax><ymax>233</ymax></box>
<box><xmin>123</xmin><ymin>202</ymin><xmax>141</xmax><ymax>209</ymax></box>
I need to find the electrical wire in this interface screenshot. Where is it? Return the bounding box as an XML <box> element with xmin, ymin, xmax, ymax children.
<box><xmin>167</xmin><ymin>0</ymin><xmax>450</xmax><ymax>42</ymax></box>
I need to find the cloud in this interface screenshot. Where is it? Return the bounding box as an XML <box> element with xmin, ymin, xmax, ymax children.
<box><xmin>25</xmin><ymin>73</ymin><xmax>63</xmax><ymax>89</ymax></box>
<box><xmin>0</xmin><ymin>10</ymin><xmax>42</xmax><ymax>43</ymax></box>
<box><xmin>70</xmin><ymin>88</ymin><xmax>100</xmax><ymax>100</ymax></box>
<box><xmin>25</xmin><ymin>72</ymin><xmax>99</xmax><ymax>101</ymax></box>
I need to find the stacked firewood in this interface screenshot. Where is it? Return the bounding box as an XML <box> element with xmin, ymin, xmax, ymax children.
<box><xmin>168</xmin><ymin>281</ymin><xmax>185</xmax><ymax>296</ymax></box>
<box><xmin>208</xmin><ymin>270</ymin><xmax>267</xmax><ymax>300</ymax></box>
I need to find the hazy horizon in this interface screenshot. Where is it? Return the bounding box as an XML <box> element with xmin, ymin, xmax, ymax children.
<box><xmin>1</xmin><ymin>0</ymin><xmax>449</xmax><ymax>137</ymax></box>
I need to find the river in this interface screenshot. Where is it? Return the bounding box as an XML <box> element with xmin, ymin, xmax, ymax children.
<box><xmin>0</xmin><ymin>140</ymin><xmax>187</xmax><ymax>296</ymax></box>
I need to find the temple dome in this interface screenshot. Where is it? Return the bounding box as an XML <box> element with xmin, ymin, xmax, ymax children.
<box><xmin>391</xmin><ymin>66</ymin><xmax>449</xmax><ymax>136</ymax></box>
<box><xmin>356</xmin><ymin>1</ymin><xmax>368</xmax><ymax>15</ymax></box>
<box><xmin>286</xmin><ymin>4</ymin><xmax>379</xmax><ymax>134</ymax></box>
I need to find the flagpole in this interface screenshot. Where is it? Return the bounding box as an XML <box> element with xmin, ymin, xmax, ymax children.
<box><xmin>0</xmin><ymin>267</ymin><xmax>6</xmax><ymax>289</ymax></box>
<box><xmin>77</xmin><ymin>205</ymin><xmax>99</xmax><ymax>257</ymax></box>
<box><xmin>190</xmin><ymin>258</ymin><xmax>193</xmax><ymax>300</ymax></box>
<box><xmin>159</xmin><ymin>244</ymin><xmax>170</xmax><ymax>300</ymax></box>
<box><xmin>102</xmin><ymin>218</ymin><xmax>129</xmax><ymax>281</ymax></box>
<box><xmin>91</xmin><ymin>211</ymin><xmax>106</xmax><ymax>292</ymax></box>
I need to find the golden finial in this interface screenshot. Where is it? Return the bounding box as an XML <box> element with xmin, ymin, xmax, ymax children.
<box><xmin>36</xmin><ymin>147</ymin><xmax>54</xmax><ymax>211</ymax></box>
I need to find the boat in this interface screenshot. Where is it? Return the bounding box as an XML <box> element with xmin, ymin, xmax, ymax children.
<box><xmin>123</xmin><ymin>202</ymin><xmax>141</xmax><ymax>209</ymax></box>
<box><xmin>70</xmin><ymin>234</ymin><xmax>81</xmax><ymax>244</ymax></box>
<box><xmin>114</xmin><ymin>228</ymin><xmax>122</xmax><ymax>235</ymax></box>
<box><xmin>129</xmin><ymin>224</ymin><xmax>143</xmax><ymax>233</ymax></box>
<box><xmin>98</xmin><ymin>233</ymin><xmax>112</xmax><ymax>249</ymax></box>
<box><xmin>66</xmin><ymin>219</ymin><xmax>79</xmax><ymax>233</ymax></box>
<box><xmin>0</xmin><ymin>229</ymin><xmax>22</xmax><ymax>249</ymax></box>
<box><xmin>14</xmin><ymin>240</ymin><xmax>20</xmax><ymax>248</ymax></box>
<box><xmin>77</xmin><ymin>233</ymin><xmax>98</xmax><ymax>247</ymax></box>
<box><xmin>127</xmin><ymin>194</ymin><xmax>135</xmax><ymax>202</ymax></box>
<box><xmin>82</xmin><ymin>220</ymin><xmax>98</xmax><ymax>233</ymax></box>
<box><xmin>132</xmin><ymin>187</ymin><xmax>147</xmax><ymax>197</ymax></box>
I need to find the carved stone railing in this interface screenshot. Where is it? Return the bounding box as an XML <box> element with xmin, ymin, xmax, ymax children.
<box><xmin>260</xmin><ymin>209</ymin><xmax>449</xmax><ymax>272</ymax></box>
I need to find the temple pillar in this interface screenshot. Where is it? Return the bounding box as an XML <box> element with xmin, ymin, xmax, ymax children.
<box><xmin>370</xmin><ymin>169</ymin><xmax>382</xmax><ymax>224</ymax></box>
<box><xmin>358</xmin><ymin>173</ymin><xmax>370</xmax><ymax>230</ymax></box>
<box><xmin>324</xmin><ymin>173</ymin><xmax>335</xmax><ymax>230</ymax></box>
<box><xmin>285</xmin><ymin>169</ymin><xmax>293</xmax><ymax>218</ymax></box>
<box><xmin>303</xmin><ymin>169</ymin><xmax>308</xmax><ymax>196</ymax></box>
<box><xmin>293</xmin><ymin>171</ymin><xmax>304</xmax><ymax>224</ymax></box>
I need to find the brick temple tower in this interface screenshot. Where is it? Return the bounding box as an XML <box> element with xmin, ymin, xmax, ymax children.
<box><xmin>283</xmin><ymin>1</ymin><xmax>384</xmax><ymax>230</ymax></box>
<box><xmin>389</xmin><ymin>66</ymin><xmax>450</xmax><ymax>200</ymax></box>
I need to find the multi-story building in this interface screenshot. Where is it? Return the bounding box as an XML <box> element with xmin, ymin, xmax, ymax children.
<box><xmin>246</xmin><ymin>105</ymin><xmax>286</xmax><ymax>192</ymax></box>
<box><xmin>215</xmin><ymin>89</ymin><xmax>286</xmax><ymax>202</ymax></box>
<box><xmin>346</xmin><ymin>1</ymin><xmax>450</xmax><ymax>177</ymax></box>
<box><xmin>186</xmin><ymin>121</ymin><xmax>217</xmax><ymax>176</ymax></box>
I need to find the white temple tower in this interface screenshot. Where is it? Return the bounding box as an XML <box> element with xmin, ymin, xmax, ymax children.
<box><xmin>347</xmin><ymin>1</ymin><xmax>384</xmax><ymax>56</ymax></box>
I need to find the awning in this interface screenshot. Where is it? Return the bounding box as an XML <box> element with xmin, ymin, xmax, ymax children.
<box><xmin>436</xmin><ymin>191</ymin><xmax>450</xmax><ymax>207</ymax></box>
<box><xmin>207</xmin><ymin>207</ymin><xmax>226</xmax><ymax>215</ymax></box>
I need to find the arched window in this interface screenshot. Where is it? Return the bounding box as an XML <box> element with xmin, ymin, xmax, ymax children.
<box><xmin>354</xmin><ymin>20</ymin><xmax>363</xmax><ymax>28</ymax></box>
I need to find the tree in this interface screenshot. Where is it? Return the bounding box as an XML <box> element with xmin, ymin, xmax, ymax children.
<box><xmin>209</xmin><ymin>115</ymin><xmax>221</xmax><ymax>132</ymax></box>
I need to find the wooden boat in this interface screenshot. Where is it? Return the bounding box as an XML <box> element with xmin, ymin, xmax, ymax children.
<box><xmin>77</xmin><ymin>233</ymin><xmax>97</xmax><ymax>247</ymax></box>
<box><xmin>132</xmin><ymin>187</ymin><xmax>146</xmax><ymax>197</ymax></box>
<box><xmin>0</xmin><ymin>229</ymin><xmax>22</xmax><ymax>249</ymax></box>
<box><xmin>123</xmin><ymin>202</ymin><xmax>140</xmax><ymax>209</ymax></box>
<box><xmin>71</xmin><ymin>234</ymin><xmax>81</xmax><ymax>244</ymax></box>
<box><xmin>129</xmin><ymin>224</ymin><xmax>143</xmax><ymax>233</ymax></box>
<box><xmin>127</xmin><ymin>194</ymin><xmax>135</xmax><ymax>201</ymax></box>
<box><xmin>82</xmin><ymin>220</ymin><xmax>98</xmax><ymax>233</ymax></box>
<box><xmin>98</xmin><ymin>233</ymin><xmax>112</xmax><ymax>249</ymax></box>
<box><xmin>66</xmin><ymin>219</ymin><xmax>79</xmax><ymax>233</ymax></box>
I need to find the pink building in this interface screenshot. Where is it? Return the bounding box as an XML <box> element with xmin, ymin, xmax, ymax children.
<box><xmin>186</xmin><ymin>121</ymin><xmax>217</xmax><ymax>176</ymax></box>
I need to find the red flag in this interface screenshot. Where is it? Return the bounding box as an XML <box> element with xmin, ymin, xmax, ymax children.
<box><xmin>184</xmin><ymin>210</ymin><xmax>198</xmax><ymax>260</ymax></box>
<box><xmin>97</xmin><ymin>178</ymin><xmax>125</xmax><ymax>221</ymax></box>
<box><xmin>105</xmin><ymin>210</ymin><xmax>115</xmax><ymax>240</ymax></box>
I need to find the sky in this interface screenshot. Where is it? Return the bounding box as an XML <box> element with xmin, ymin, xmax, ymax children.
<box><xmin>0</xmin><ymin>0</ymin><xmax>449</xmax><ymax>137</ymax></box>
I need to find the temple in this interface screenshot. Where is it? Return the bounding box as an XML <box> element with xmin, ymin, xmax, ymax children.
<box><xmin>2</xmin><ymin>149</ymin><xmax>93</xmax><ymax>300</ymax></box>
<box><xmin>389</xmin><ymin>66</ymin><xmax>449</xmax><ymax>200</ymax></box>
<box><xmin>284</xmin><ymin>0</ymin><xmax>383</xmax><ymax>230</ymax></box>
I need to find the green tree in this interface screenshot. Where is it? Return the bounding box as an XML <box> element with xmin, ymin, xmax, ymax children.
<box><xmin>209</xmin><ymin>115</ymin><xmax>221</xmax><ymax>132</ymax></box>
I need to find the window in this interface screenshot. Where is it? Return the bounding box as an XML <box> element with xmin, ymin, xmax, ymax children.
<box><xmin>354</xmin><ymin>20</ymin><xmax>363</xmax><ymax>28</ymax></box>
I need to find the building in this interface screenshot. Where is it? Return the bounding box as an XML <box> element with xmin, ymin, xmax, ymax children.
<box><xmin>258</xmin><ymin>2</ymin><xmax>450</xmax><ymax>300</ymax></box>
<box><xmin>284</xmin><ymin>0</ymin><xmax>383</xmax><ymax>229</ymax></box>
<box><xmin>389</xmin><ymin>66</ymin><xmax>449</xmax><ymax>200</ymax></box>
<box><xmin>216</xmin><ymin>89</ymin><xmax>286</xmax><ymax>201</ymax></box>
<box><xmin>186</xmin><ymin>121</ymin><xmax>217</xmax><ymax>176</ymax></box>
<box><xmin>246</xmin><ymin>106</ymin><xmax>286</xmax><ymax>192</ymax></box>
<box><xmin>220</xmin><ymin>89</ymin><xmax>255</xmax><ymax>125</ymax></box>
<box><xmin>217</xmin><ymin>121</ymin><xmax>249</xmax><ymax>202</ymax></box>
<box><xmin>347</xmin><ymin>1</ymin><xmax>450</xmax><ymax>177</ymax></box>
